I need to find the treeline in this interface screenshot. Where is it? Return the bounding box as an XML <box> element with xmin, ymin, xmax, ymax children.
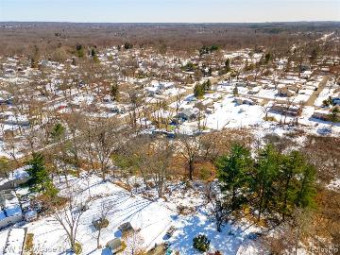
<box><xmin>216</xmin><ymin>143</ymin><xmax>316</xmax><ymax>227</ymax></box>
<box><xmin>0</xmin><ymin>22</ymin><xmax>324</xmax><ymax>56</ymax></box>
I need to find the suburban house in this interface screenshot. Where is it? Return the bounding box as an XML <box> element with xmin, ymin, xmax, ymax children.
<box><xmin>234</xmin><ymin>97</ymin><xmax>257</xmax><ymax>106</ymax></box>
<box><xmin>270</xmin><ymin>103</ymin><xmax>302</xmax><ymax>117</ymax></box>
<box><xmin>175</xmin><ymin>108</ymin><xmax>199</xmax><ymax>121</ymax></box>
<box><xmin>0</xmin><ymin>165</ymin><xmax>31</xmax><ymax>191</ymax></box>
<box><xmin>277</xmin><ymin>84</ymin><xmax>297</xmax><ymax>97</ymax></box>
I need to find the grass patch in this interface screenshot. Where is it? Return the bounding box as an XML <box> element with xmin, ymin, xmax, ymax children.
<box><xmin>67</xmin><ymin>169</ymin><xmax>79</xmax><ymax>177</ymax></box>
<box><xmin>24</xmin><ymin>233</ymin><xmax>34</xmax><ymax>254</ymax></box>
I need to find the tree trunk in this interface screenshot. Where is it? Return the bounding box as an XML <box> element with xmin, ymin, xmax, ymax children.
<box><xmin>282</xmin><ymin>174</ymin><xmax>292</xmax><ymax>220</ymax></box>
<box><xmin>257</xmin><ymin>189</ymin><xmax>264</xmax><ymax>222</ymax></box>
<box><xmin>188</xmin><ymin>159</ymin><xmax>194</xmax><ymax>180</ymax></box>
<box><xmin>101</xmin><ymin>162</ymin><xmax>106</xmax><ymax>182</ymax></box>
<box><xmin>97</xmin><ymin>229</ymin><xmax>101</xmax><ymax>249</ymax></box>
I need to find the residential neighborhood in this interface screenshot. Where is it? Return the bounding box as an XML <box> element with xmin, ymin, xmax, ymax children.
<box><xmin>0</xmin><ymin>17</ymin><xmax>339</xmax><ymax>255</ymax></box>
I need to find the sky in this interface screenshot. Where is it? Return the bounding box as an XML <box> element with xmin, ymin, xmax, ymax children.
<box><xmin>0</xmin><ymin>0</ymin><xmax>339</xmax><ymax>23</ymax></box>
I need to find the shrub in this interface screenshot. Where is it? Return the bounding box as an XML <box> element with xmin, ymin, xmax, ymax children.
<box><xmin>199</xmin><ymin>167</ymin><xmax>210</xmax><ymax>181</ymax></box>
<box><xmin>93</xmin><ymin>218</ymin><xmax>109</xmax><ymax>230</ymax></box>
<box><xmin>263</xmin><ymin>116</ymin><xmax>277</xmax><ymax>122</ymax></box>
<box><xmin>74</xmin><ymin>242</ymin><xmax>82</xmax><ymax>254</ymax></box>
<box><xmin>193</xmin><ymin>234</ymin><xmax>210</xmax><ymax>252</ymax></box>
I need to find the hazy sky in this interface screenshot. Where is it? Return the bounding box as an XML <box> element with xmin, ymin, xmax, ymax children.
<box><xmin>0</xmin><ymin>0</ymin><xmax>339</xmax><ymax>23</ymax></box>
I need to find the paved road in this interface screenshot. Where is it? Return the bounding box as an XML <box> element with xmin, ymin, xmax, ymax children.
<box><xmin>305</xmin><ymin>76</ymin><xmax>329</xmax><ymax>107</ymax></box>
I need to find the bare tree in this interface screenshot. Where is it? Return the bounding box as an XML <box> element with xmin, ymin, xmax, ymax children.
<box><xmin>52</xmin><ymin>193</ymin><xmax>86</xmax><ymax>253</ymax></box>
<box><xmin>180</xmin><ymin>135</ymin><xmax>202</xmax><ymax>181</ymax></box>
<box><xmin>125</xmin><ymin>229</ymin><xmax>144</xmax><ymax>255</ymax></box>
<box><xmin>139</xmin><ymin>138</ymin><xmax>173</xmax><ymax>197</ymax></box>
<box><xmin>128</xmin><ymin>90</ymin><xmax>143</xmax><ymax>134</ymax></box>
<box><xmin>82</xmin><ymin>118</ymin><xmax>121</xmax><ymax>181</ymax></box>
<box><xmin>94</xmin><ymin>201</ymin><xmax>115</xmax><ymax>249</ymax></box>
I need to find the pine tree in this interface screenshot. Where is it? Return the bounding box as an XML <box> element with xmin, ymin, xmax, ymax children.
<box><xmin>216</xmin><ymin>144</ymin><xmax>253</xmax><ymax>211</ymax></box>
<box><xmin>295</xmin><ymin>163</ymin><xmax>316</xmax><ymax>209</ymax></box>
<box><xmin>265</xmin><ymin>52</ymin><xmax>272</xmax><ymax>64</ymax></box>
<box><xmin>330</xmin><ymin>107</ymin><xmax>339</xmax><ymax>122</ymax></box>
<box><xmin>27</xmin><ymin>153</ymin><xmax>55</xmax><ymax>195</ymax></box>
<box><xmin>310</xmin><ymin>48</ymin><xmax>319</xmax><ymax>64</ymax></box>
<box><xmin>253</xmin><ymin>144</ymin><xmax>281</xmax><ymax>221</ymax></box>
<box><xmin>225</xmin><ymin>59</ymin><xmax>231</xmax><ymax>72</ymax></box>
<box><xmin>51</xmin><ymin>123</ymin><xmax>65</xmax><ymax>141</ymax></box>
<box><xmin>76</xmin><ymin>44</ymin><xmax>84</xmax><ymax>58</ymax></box>
<box><xmin>31</xmin><ymin>45</ymin><xmax>40</xmax><ymax>68</ymax></box>
<box><xmin>194</xmin><ymin>84</ymin><xmax>205</xmax><ymax>98</ymax></box>
<box><xmin>203</xmin><ymin>80</ymin><xmax>211</xmax><ymax>91</ymax></box>
<box><xmin>279</xmin><ymin>151</ymin><xmax>304</xmax><ymax>219</ymax></box>
<box><xmin>233</xmin><ymin>86</ymin><xmax>239</xmax><ymax>97</ymax></box>
<box><xmin>110</xmin><ymin>83</ymin><xmax>119</xmax><ymax>101</ymax></box>
<box><xmin>0</xmin><ymin>157</ymin><xmax>10</xmax><ymax>178</ymax></box>
<box><xmin>124</xmin><ymin>42</ymin><xmax>133</xmax><ymax>50</ymax></box>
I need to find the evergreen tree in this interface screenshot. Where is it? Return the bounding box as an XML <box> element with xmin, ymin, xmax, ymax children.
<box><xmin>194</xmin><ymin>84</ymin><xmax>205</xmax><ymax>98</ymax></box>
<box><xmin>210</xmin><ymin>45</ymin><xmax>219</xmax><ymax>52</ymax></box>
<box><xmin>31</xmin><ymin>45</ymin><xmax>40</xmax><ymax>68</ymax></box>
<box><xmin>51</xmin><ymin>123</ymin><xmax>66</xmax><ymax>141</ymax></box>
<box><xmin>233</xmin><ymin>86</ymin><xmax>239</xmax><ymax>97</ymax></box>
<box><xmin>0</xmin><ymin>157</ymin><xmax>10</xmax><ymax>178</ymax></box>
<box><xmin>265</xmin><ymin>52</ymin><xmax>272</xmax><ymax>64</ymax></box>
<box><xmin>124</xmin><ymin>42</ymin><xmax>133</xmax><ymax>50</ymax></box>
<box><xmin>76</xmin><ymin>44</ymin><xmax>84</xmax><ymax>58</ymax></box>
<box><xmin>27</xmin><ymin>153</ymin><xmax>55</xmax><ymax>194</ymax></box>
<box><xmin>253</xmin><ymin>145</ymin><xmax>281</xmax><ymax>221</ymax></box>
<box><xmin>110</xmin><ymin>83</ymin><xmax>119</xmax><ymax>101</ymax></box>
<box><xmin>279</xmin><ymin>151</ymin><xmax>304</xmax><ymax>219</ymax></box>
<box><xmin>184</xmin><ymin>62</ymin><xmax>195</xmax><ymax>72</ymax></box>
<box><xmin>295</xmin><ymin>163</ymin><xmax>316</xmax><ymax>209</ymax></box>
<box><xmin>203</xmin><ymin>80</ymin><xmax>211</xmax><ymax>91</ymax></box>
<box><xmin>216</xmin><ymin>143</ymin><xmax>317</xmax><ymax>223</ymax></box>
<box><xmin>216</xmin><ymin>144</ymin><xmax>253</xmax><ymax>211</ymax></box>
<box><xmin>225</xmin><ymin>59</ymin><xmax>231</xmax><ymax>72</ymax></box>
<box><xmin>310</xmin><ymin>48</ymin><xmax>319</xmax><ymax>64</ymax></box>
<box><xmin>71</xmin><ymin>58</ymin><xmax>77</xmax><ymax>66</ymax></box>
<box><xmin>330</xmin><ymin>107</ymin><xmax>339</xmax><ymax>122</ymax></box>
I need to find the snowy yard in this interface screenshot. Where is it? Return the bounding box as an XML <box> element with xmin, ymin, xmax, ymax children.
<box><xmin>170</xmin><ymin>209</ymin><xmax>263</xmax><ymax>255</ymax></box>
<box><xmin>0</xmin><ymin>173</ymin><xmax>268</xmax><ymax>255</ymax></box>
<box><xmin>314</xmin><ymin>85</ymin><xmax>337</xmax><ymax>107</ymax></box>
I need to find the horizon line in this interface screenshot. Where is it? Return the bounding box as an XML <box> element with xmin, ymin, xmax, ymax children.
<box><xmin>1</xmin><ymin>20</ymin><xmax>340</xmax><ymax>24</ymax></box>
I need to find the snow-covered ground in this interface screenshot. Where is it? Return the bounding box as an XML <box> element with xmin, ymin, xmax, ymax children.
<box><xmin>3</xmin><ymin>228</ymin><xmax>25</xmax><ymax>255</ymax></box>
<box><xmin>314</xmin><ymin>85</ymin><xmax>337</xmax><ymax>107</ymax></box>
<box><xmin>169</xmin><ymin>209</ymin><xmax>263</xmax><ymax>255</ymax></box>
<box><xmin>168</xmin><ymin>82</ymin><xmax>340</xmax><ymax>137</ymax></box>
<box><xmin>0</xmin><ymin>174</ymin><xmax>269</xmax><ymax>255</ymax></box>
<box><xmin>327</xmin><ymin>178</ymin><xmax>340</xmax><ymax>191</ymax></box>
<box><xmin>205</xmin><ymin>96</ymin><xmax>265</xmax><ymax>130</ymax></box>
